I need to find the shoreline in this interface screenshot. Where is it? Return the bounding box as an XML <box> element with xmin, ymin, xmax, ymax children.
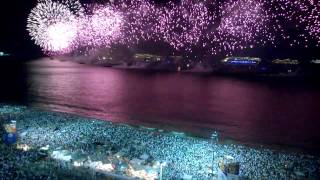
<box><xmin>1</xmin><ymin>104</ymin><xmax>320</xmax><ymax>179</ymax></box>
<box><xmin>50</xmin><ymin>57</ymin><xmax>320</xmax><ymax>78</ymax></box>
<box><xmin>27</xmin><ymin>104</ymin><xmax>320</xmax><ymax>156</ymax></box>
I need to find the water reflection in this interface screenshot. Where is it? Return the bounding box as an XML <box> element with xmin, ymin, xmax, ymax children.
<box><xmin>26</xmin><ymin>58</ymin><xmax>320</xmax><ymax>152</ymax></box>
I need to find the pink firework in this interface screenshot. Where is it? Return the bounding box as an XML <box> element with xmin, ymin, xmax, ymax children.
<box><xmin>27</xmin><ymin>0</ymin><xmax>320</xmax><ymax>56</ymax></box>
<box><xmin>115</xmin><ymin>0</ymin><xmax>163</xmax><ymax>45</ymax></box>
<box><xmin>79</xmin><ymin>5</ymin><xmax>124</xmax><ymax>47</ymax></box>
<box><xmin>206</xmin><ymin>0</ymin><xmax>279</xmax><ymax>55</ymax></box>
<box><xmin>157</xmin><ymin>0</ymin><xmax>213</xmax><ymax>52</ymax></box>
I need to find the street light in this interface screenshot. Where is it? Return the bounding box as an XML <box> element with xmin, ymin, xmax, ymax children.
<box><xmin>211</xmin><ymin>131</ymin><xmax>219</xmax><ymax>178</ymax></box>
<box><xmin>159</xmin><ymin>161</ymin><xmax>167</xmax><ymax>180</ymax></box>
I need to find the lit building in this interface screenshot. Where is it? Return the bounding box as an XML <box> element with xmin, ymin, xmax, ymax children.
<box><xmin>222</xmin><ymin>57</ymin><xmax>261</xmax><ymax>65</ymax></box>
<box><xmin>134</xmin><ymin>54</ymin><xmax>163</xmax><ymax>63</ymax></box>
<box><xmin>271</xmin><ymin>58</ymin><xmax>300</xmax><ymax>74</ymax></box>
<box><xmin>310</xmin><ymin>59</ymin><xmax>320</xmax><ymax>64</ymax></box>
<box><xmin>219</xmin><ymin>57</ymin><xmax>262</xmax><ymax>73</ymax></box>
<box><xmin>133</xmin><ymin>54</ymin><xmax>183</xmax><ymax>71</ymax></box>
<box><xmin>272</xmin><ymin>59</ymin><xmax>299</xmax><ymax>65</ymax></box>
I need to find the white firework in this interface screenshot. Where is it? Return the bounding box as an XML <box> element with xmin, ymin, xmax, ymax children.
<box><xmin>38</xmin><ymin>0</ymin><xmax>85</xmax><ymax>16</ymax></box>
<box><xmin>27</xmin><ymin>0</ymin><xmax>81</xmax><ymax>54</ymax></box>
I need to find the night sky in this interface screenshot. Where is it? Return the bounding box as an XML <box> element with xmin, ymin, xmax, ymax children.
<box><xmin>0</xmin><ymin>0</ymin><xmax>62</xmax><ymax>54</ymax></box>
<box><xmin>0</xmin><ymin>1</ymin><xmax>39</xmax><ymax>57</ymax></box>
<box><xmin>0</xmin><ymin>0</ymin><xmax>171</xmax><ymax>58</ymax></box>
<box><xmin>0</xmin><ymin>0</ymin><xmax>319</xmax><ymax>60</ymax></box>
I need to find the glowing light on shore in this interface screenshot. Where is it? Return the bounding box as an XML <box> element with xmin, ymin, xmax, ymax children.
<box><xmin>16</xmin><ymin>144</ymin><xmax>31</xmax><ymax>151</ymax></box>
<box><xmin>88</xmin><ymin>161</ymin><xmax>115</xmax><ymax>172</ymax></box>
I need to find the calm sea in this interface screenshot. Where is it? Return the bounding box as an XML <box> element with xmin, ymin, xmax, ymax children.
<box><xmin>22</xmin><ymin>58</ymin><xmax>320</xmax><ymax>153</ymax></box>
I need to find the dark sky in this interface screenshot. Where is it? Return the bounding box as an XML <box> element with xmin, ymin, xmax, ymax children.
<box><xmin>0</xmin><ymin>0</ymin><xmax>39</xmax><ymax>57</ymax></box>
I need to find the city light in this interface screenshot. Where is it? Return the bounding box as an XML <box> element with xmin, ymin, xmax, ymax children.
<box><xmin>222</xmin><ymin>57</ymin><xmax>262</xmax><ymax>65</ymax></box>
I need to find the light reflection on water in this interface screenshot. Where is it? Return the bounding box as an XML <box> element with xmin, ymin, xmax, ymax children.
<box><xmin>26</xmin><ymin>58</ymin><xmax>320</xmax><ymax>152</ymax></box>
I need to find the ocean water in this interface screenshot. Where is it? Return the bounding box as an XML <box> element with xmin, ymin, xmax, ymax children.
<box><xmin>18</xmin><ymin>58</ymin><xmax>320</xmax><ymax>153</ymax></box>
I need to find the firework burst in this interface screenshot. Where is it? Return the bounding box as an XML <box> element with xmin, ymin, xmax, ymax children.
<box><xmin>27</xmin><ymin>0</ymin><xmax>320</xmax><ymax>57</ymax></box>
<box><xmin>157</xmin><ymin>0</ymin><xmax>213</xmax><ymax>52</ymax></box>
<box><xmin>79</xmin><ymin>5</ymin><xmax>124</xmax><ymax>47</ymax></box>
<box><xmin>27</xmin><ymin>0</ymin><xmax>83</xmax><ymax>54</ymax></box>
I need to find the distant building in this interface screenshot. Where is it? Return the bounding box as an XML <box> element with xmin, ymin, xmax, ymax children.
<box><xmin>219</xmin><ymin>57</ymin><xmax>262</xmax><ymax>73</ymax></box>
<box><xmin>134</xmin><ymin>54</ymin><xmax>163</xmax><ymax>63</ymax></box>
<box><xmin>222</xmin><ymin>57</ymin><xmax>261</xmax><ymax>65</ymax></box>
<box><xmin>271</xmin><ymin>58</ymin><xmax>300</xmax><ymax>74</ymax></box>
<box><xmin>133</xmin><ymin>54</ymin><xmax>184</xmax><ymax>71</ymax></box>
<box><xmin>272</xmin><ymin>59</ymin><xmax>299</xmax><ymax>65</ymax></box>
<box><xmin>310</xmin><ymin>59</ymin><xmax>320</xmax><ymax>64</ymax></box>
